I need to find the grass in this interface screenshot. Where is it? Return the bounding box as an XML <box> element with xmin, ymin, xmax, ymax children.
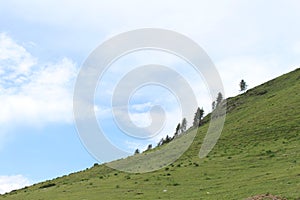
<box><xmin>1</xmin><ymin>68</ymin><xmax>299</xmax><ymax>199</ymax></box>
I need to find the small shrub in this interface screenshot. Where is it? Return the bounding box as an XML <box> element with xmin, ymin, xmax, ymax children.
<box><xmin>93</xmin><ymin>163</ymin><xmax>99</xmax><ymax>167</ymax></box>
<box><xmin>125</xmin><ymin>175</ymin><xmax>131</xmax><ymax>179</ymax></box>
<box><xmin>266</xmin><ymin>150</ymin><xmax>273</xmax><ymax>154</ymax></box>
<box><xmin>269</xmin><ymin>154</ymin><xmax>275</xmax><ymax>158</ymax></box>
<box><xmin>39</xmin><ymin>183</ymin><xmax>56</xmax><ymax>189</ymax></box>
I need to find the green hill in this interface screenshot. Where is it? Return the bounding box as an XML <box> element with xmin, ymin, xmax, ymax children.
<box><xmin>1</xmin><ymin>68</ymin><xmax>299</xmax><ymax>200</ymax></box>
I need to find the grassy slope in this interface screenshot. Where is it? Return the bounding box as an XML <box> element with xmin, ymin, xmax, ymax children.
<box><xmin>1</xmin><ymin>68</ymin><xmax>299</xmax><ymax>200</ymax></box>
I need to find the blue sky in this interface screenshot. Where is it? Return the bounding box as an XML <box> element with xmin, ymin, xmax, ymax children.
<box><xmin>1</xmin><ymin>0</ymin><xmax>300</xmax><ymax>194</ymax></box>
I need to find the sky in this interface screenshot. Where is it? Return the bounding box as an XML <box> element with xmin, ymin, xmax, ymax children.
<box><xmin>1</xmin><ymin>0</ymin><xmax>300</xmax><ymax>194</ymax></box>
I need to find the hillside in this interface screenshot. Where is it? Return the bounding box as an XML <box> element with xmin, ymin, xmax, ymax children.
<box><xmin>1</xmin><ymin>68</ymin><xmax>299</xmax><ymax>200</ymax></box>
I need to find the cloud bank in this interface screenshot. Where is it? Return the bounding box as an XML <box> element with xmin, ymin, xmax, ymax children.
<box><xmin>0</xmin><ymin>175</ymin><xmax>31</xmax><ymax>194</ymax></box>
<box><xmin>0</xmin><ymin>33</ymin><xmax>77</xmax><ymax>126</ymax></box>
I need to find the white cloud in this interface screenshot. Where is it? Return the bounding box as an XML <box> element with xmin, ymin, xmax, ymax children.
<box><xmin>1</xmin><ymin>0</ymin><xmax>299</xmax><ymax>154</ymax></box>
<box><xmin>0</xmin><ymin>33</ymin><xmax>35</xmax><ymax>64</ymax></box>
<box><xmin>0</xmin><ymin>33</ymin><xmax>37</xmax><ymax>88</ymax></box>
<box><xmin>0</xmin><ymin>175</ymin><xmax>31</xmax><ymax>194</ymax></box>
<box><xmin>0</xmin><ymin>0</ymin><xmax>234</xmax><ymax>29</ymax></box>
<box><xmin>0</xmin><ymin>33</ymin><xmax>77</xmax><ymax>126</ymax></box>
<box><xmin>129</xmin><ymin>112</ymin><xmax>152</xmax><ymax>128</ymax></box>
<box><xmin>129</xmin><ymin>102</ymin><xmax>153</xmax><ymax>127</ymax></box>
<box><xmin>131</xmin><ymin>102</ymin><xmax>153</xmax><ymax>112</ymax></box>
<box><xmin>2</xmin><ymin>2</ymin><xmax>299</xmax><ymax>105</ymax></box>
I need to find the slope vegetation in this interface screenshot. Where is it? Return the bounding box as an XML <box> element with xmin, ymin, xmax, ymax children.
<box><xmin>1</xmin><ymin>68</ymin><xmax>299</xmax><ymax>200</ymax></box>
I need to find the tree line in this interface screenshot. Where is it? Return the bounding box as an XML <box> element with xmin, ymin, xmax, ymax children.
<box><xmin>134</xmin><ymin>79</ymin><xmax>247</xmax><ymax>154</ymax></box>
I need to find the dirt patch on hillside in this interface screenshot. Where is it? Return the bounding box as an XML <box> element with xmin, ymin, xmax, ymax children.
<box><xmin>245</xmin><ymin>194</ymin><xmax>287</xmax><ymax>200</ymax></box>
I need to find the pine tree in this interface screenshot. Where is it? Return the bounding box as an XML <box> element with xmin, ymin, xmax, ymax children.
<box><xmin>216</xmin><ymin>92</ymin><xmax>223</xmax><ymax>106</ymax></box>
<box><xmin>239</xmin><ymin>79</ymin><xmax>247</xmax><ymax>92</ymax></box>
<box><xmin>147</xmin><ymin>144</ymin><xmax>152</xmax><ymax>151</ymax></box>
<box><xmin>199</xmin><ymin>107</ymin><xmax>204</xmax><ymax>126</ymax></box>
<box><xmin>193</xmin><ymin>108</ymin><xmax>200</xmax><ymax>127</ymax></box>
<box><xmin>174</xmin><ymin>123</ymin><xmax>181</xmax><ymax>137</ymax></box>
<box><xmin>181</xmin><ymin>118</ymin><xmax>187</xmax><ymax>133</ymax></box>
<box><xmin>158</xmin><ymin>138</ymin><xmax>164</xmax><ymax>146</ymax></box>
<box><xmin>134</xmin><ymin>149</ymin><xmax>140</xmax><ymax>154</ymax></box>
<box><xmin>212</xmin><ymin>101</ymin><xmax>216</xmax><ymax>110</ymax></box>
<box><xmin>165</xmin><ymin>135</ymin><xmax>171</xmax><ymax>143</ymax></box>
<box><xmin>193</xmin><ymin>107</ymin><xmax>205</xmax><ymax>127</ymax></box>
